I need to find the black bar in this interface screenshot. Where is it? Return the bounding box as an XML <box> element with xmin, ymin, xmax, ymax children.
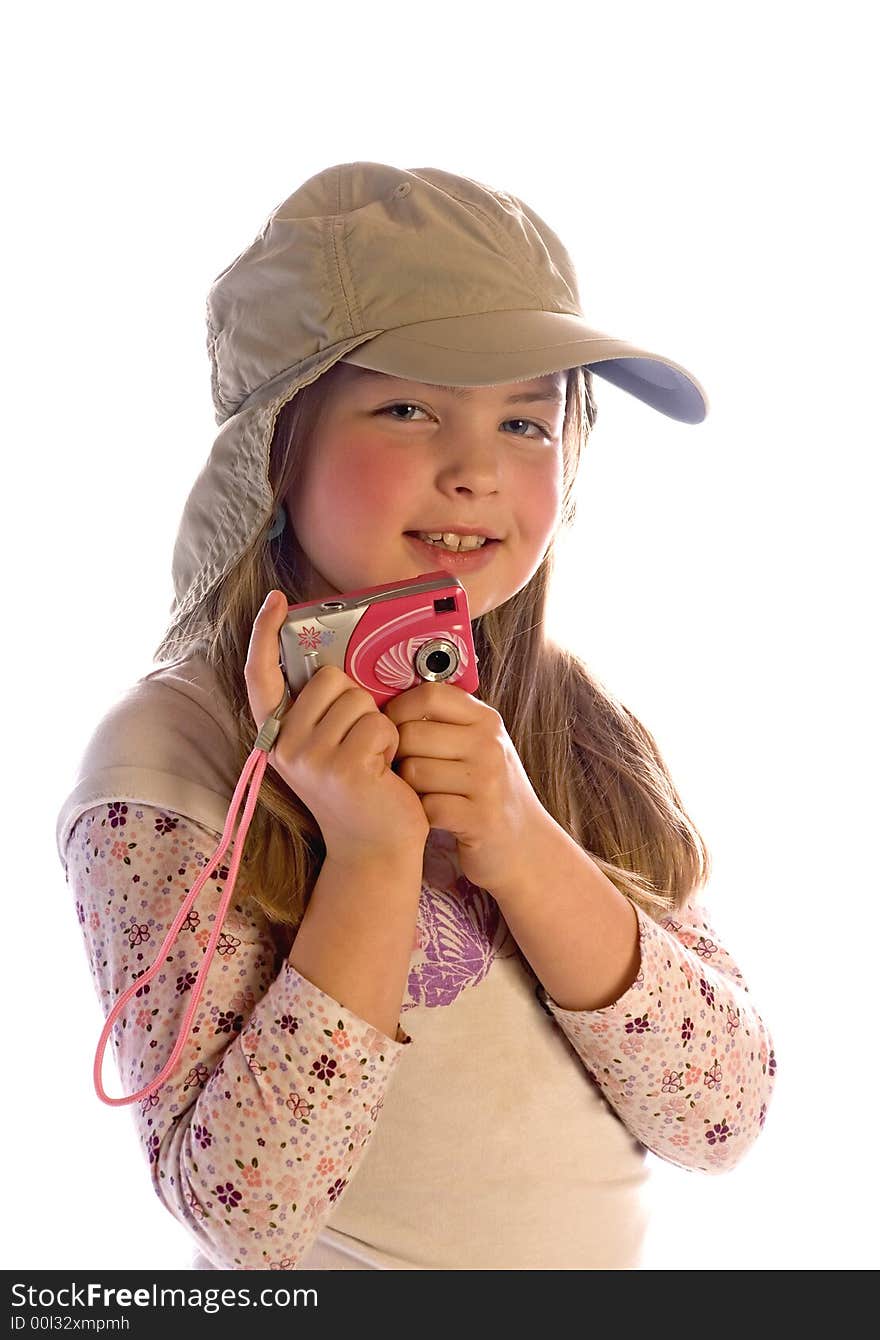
<box><xmin>4</xmin><ymin>1269</ymin><xmax>620</xmax><ymax>1332</ymax></box>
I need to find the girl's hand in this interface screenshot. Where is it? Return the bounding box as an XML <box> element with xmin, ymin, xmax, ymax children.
<box><xmin>382</xmin><ymin>680</ymin><xmax>549</xmax><ymax>893</ymax></box>
<box><xmin>245</xmin><ymin>591</ymin><xmax>430</xmax><ymax>867</ymax></box>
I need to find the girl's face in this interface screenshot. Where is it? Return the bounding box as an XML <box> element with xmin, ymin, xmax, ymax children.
<box><xmin>284</xmin><ymin>363</ymin><xmax>568</xmax><ymax>618</ymax></box>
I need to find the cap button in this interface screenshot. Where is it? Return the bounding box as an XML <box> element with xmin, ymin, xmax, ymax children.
<box><xmin>393</xmin><ymin>181</ymin><xmax>411</xmax><ymax>198</ymax></box>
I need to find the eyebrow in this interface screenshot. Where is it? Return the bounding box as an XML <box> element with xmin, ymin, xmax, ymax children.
<box><xmin>353</xmin><ymin>370</ymin><xmax>566</xmax><ymax>407</ymax></box>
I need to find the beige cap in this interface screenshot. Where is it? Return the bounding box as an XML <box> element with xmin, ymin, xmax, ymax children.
<box><xmin>166</xmin><ymin>161</ymin><xmax>708</xmax><ymax>650</ymax></box>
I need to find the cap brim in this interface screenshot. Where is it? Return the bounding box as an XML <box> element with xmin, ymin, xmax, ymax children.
<box><xmin>339</xmin><ymin>309</ymin><xmax>708</xmax><ymax>424</ymax></box>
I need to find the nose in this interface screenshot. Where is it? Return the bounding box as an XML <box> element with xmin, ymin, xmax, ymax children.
<box><xmin>433</xmin><ymin>429</ymin><xmax>502</xmax><ymax>496</ymax></box>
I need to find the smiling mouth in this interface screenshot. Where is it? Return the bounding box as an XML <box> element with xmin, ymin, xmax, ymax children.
<box><xmin>404</xmin><ymin>532</ymin><xmax>501</xmax><ymax>552</ymax></box>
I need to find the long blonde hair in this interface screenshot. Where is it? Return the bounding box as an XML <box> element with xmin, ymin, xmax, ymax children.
<box><xmin>154</xmin><ymin>362</ymin><xmax>711</xmax><ymax>944</ymax></box>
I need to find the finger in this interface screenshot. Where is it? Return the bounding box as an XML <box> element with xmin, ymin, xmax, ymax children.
<box><xmin>244</xmin><ymin>590</ymin><xmax>289</xmax><ymax>726</ymax></box>
<box><xmin>385</xmin><ymin>681</ymin><xmax>479</xmax><ymax>727</ymax></box>
<box><xmin>337</xmin><ymin>710</ymin><xmax>400</xmax><ymax>772</ymax></box>
<box><xmin>397</xmin><ymin>719</ymin><xmax>472</xmax><ymax>762</ymax></box>
<box><xmin>398</xmin><ymin>756</ymin><xmax>476</xmax><ymax>798</ymax></box>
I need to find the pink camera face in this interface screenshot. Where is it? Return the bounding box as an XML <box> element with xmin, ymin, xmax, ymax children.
<box><xmin>278</xmin><ymin>570</ymin><xmax>480</xmax><ymax>707</ymax></box>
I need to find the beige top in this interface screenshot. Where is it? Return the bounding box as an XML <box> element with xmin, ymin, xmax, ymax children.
<box><xmin>55</xmin><ymin>654</ymin><xmax>775</xmax><ymax>1270</ymax></box>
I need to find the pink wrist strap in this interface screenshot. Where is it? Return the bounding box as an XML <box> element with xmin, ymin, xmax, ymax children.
<box><xmin>93</xmin><ymin>685</ymin><xmax>291</xmax><ymax>1107</ymax></box>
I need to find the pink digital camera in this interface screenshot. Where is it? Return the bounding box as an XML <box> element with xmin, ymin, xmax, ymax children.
<box><xmin>278</xmin><ymin>569</ymin><xmax>480</xmax><ymax>708</ymax></box>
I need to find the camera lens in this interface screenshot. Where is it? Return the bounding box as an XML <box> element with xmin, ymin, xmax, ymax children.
<box><xmin>414</xmin><ymin>638</ymin><xmax>460</xmax><ymax>683</ymax></box>
<box><xmin>425</xmin><ymin>649</ymin><xmax>451</xmax><ymax>674</ymax></box>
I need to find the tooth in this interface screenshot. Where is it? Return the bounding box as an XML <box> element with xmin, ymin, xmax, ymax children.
<box><xmin>440</xmin><ymin>532</ymin><xmax>485</xmax><ymax>549</ymax></box>
<box><xmin>415</xmin><ymin>531</ymin><xmax>487</xmax><ymax>550</ymax></box>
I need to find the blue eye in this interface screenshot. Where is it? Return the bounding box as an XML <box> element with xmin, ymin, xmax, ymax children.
<box><xmin>378</xmin><ymin>403</ymin><xmax>551</xmax><ymax>439</ymax></box>
<box><xmin>504</xmin><ymin>418</ymin><xmax>548</xmax><ymax>438</ymax></box>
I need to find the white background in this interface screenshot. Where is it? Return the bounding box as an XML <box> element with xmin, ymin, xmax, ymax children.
<box><xmin>5</xmin><ymin>0</ymin><xmax>877</xmax><ymax>1271</ymax></box>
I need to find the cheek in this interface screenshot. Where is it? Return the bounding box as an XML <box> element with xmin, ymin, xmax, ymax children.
<box><xmin>310</xmin><ymin>443</ymin><xmax>416</xmax><ymax>534</ymax></box>
<box><xmin>519</xmin><ymin>458</ymin><xmax>563</xmax><ymax>535</ymax></box>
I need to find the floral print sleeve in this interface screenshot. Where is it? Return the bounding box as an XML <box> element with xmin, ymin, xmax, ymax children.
<box><xmin>65</xmin><ymin>801</ymin><xmax>412</xmax><ymax>1270</ymax></box>
<box><xmin>536</xmin><ymin>900</ymin><xmax>777</xmax><ymax>1173</ymax></box>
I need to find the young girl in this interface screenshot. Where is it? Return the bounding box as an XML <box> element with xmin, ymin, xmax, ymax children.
<box><xmin>55</xmin><ymin>161</ymin><xmax>776</xmax><ymax>1271</ymax></box>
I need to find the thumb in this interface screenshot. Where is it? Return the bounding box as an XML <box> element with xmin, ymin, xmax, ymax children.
<box><xmin>245</xmin><ymin>590</ymin><xmax>291</xmax><ymax>728</ymax></box>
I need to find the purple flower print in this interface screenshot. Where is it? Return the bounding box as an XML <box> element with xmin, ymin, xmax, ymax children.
<box><xmin>768</xmin><ymin>1048</ymin><xmax>777</xmax><ymax>1077</ymax></box>
<box><xmin>217</xmin><ymin>933</ymin><xmax>241</xmax><ymax>956</ymax></box>
<box><xmin>286</xmin><ymin>1092</ymin><xmax>311</xmax><ymax>1120</ymax></box>
<box><xmin>76</xmin><ymin>901</ymin><xmax>85</xmax><ymax>925</ymax></box>
<box><xmin>705</xmin><ymin>1120</ymin><xmax>731</xmax><ymax>1145</ymax></box>
<box><xmin>193</xmin><ymin>1124</ymin><xmax>213</xmax><ymax>1149</ymax></box>
<box><xmin>704</xmin><ymin>1062</ymin><xmax>723</xmax><ymax>1091</ymax></box>
<box><xmin>681</xmin><ymin>1016</ymin><xmax>694</xmax><ymax>1043</ymax></box>
<box><xmin>133</xmin><ymin>970</ymin><xmax>151</xmax><ymax>999</ymax></box>
<box><xmin>214</xmin><ymin>1010</ymin><xmax>244</xmax><ymax>1035</ymax></box>
<box><xmin>155</xmin><ymin>813</ymin><xmax>179</xmax><ymax>836</ymax></box>
<box><xmin>327</xmin><ymin>1178</ymin><xmax>347</xmax><ymax>1203</ymax></box>
<box><xmin>126</xmin><ymin>918</ymin><xmax>150</xmax><ymax>947</ymax></box>
<box><xmin>275</xmin><ymin>1014</ymin><xmax>299</xmax><ymax>1035</ymax></box>
<box><xmin>662</xmin><ymin>1069</ymin><xmax>684</xmax><ymax>1093</ymax></box>
<box><xmin>176</xmin><ymin>971</ymin><xmax>197</xmax><ymax>994</ymax></box>
<box><xmin>759</xmin><ymin>1103</ymin><xmax>767</xmax><ymax>1129</ymax></box>
<box><xmin>108</xmin><ymin>802</ymin><xmax>129</xmax><ymax>830</ymax></box>
<box><xmin>699</xmin><ymin>977</ymin><xmax>715</xmax><ymax>1008</ymax></box>
<box><xmin>310</xmin><ymin>1054</ymin><xmax>339</xmax><ymax>1086</ymax></box>
<box><xmin>183</xmin><ymin>1063</ymin><xmax>209</xmax><ymax>1091</ymax></box>
<box><xmin>185</xmin><ymin>1190</ymin><xmax>206</xmax><ymax>1222</ymax></box>
<box><xmin>184</xmin><ymin>910</ymin><xmax>200</xmax><ymax>932</ymax></box>
<box><xmin>215</xmin><ymin>1182</ymin><xmax>242</xmax><ymax>1209</ymax></box>
<box><xmin>694</xmin><ymin>936</ymin><xmax>717</xmax><ymax>959</ymax></box>
<box><xmin>146</xmin><ymin>1133</ymin><xmax>160</xmax><ymax>1164</ymax></box>
<box><xmin>625</xmin><ymin>1014</ymin><xmax>650</xmax><ymax>1034</ymax></box>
